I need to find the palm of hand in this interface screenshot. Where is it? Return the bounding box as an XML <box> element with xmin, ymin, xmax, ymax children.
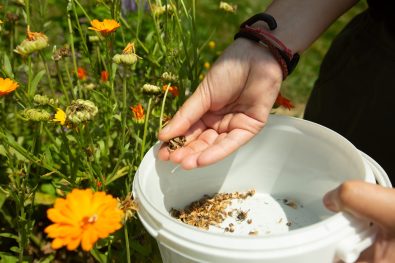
<box><xmin>158</xmin><ymin>39</ymin><xmax>283</xmax><ymax>169</ymax></box>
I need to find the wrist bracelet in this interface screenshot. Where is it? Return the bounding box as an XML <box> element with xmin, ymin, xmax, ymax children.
<box><xmin>234</xmin><ymin>13</ymin><xmax>300</xmax><ymax>79</ymax></box>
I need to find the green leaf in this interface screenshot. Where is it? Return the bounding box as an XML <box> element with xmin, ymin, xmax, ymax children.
<box><xmin>0</xmin><ymin>189</ymin><xmax>7</xmax><ymax>209</ymax></box>
<box><xmin>40</xmin><ymin>183</ymin><xmax>56</xmax><ymax>195</ymax></box>
<box><xmin>0</xmin><ymin>252</ymin><xmax>19</xmax><ymax>263</ymax></box>
<box><xmin>34</xmin><ymin>192</ymin><xmax>56</xmax><ymax>205</ymax></box>
<box><xmin>29</xmin><ymin>70</ymin><xmax>46</xmax><ymax>97</ymax></box>
<box><xmin>0</xmin><ymin>233</ymin><xmax>19</xmax><ymax>241</ymax></box>
<box><xmin>106</xmin><ymin>166</ymin><xmax>130</xmax><ymax>185</ymax></box>
<box><xmin>37</xmin><ymin>255</ymin><xmax>55</xmax><ymax>263</ymax></box>
<box><xmin>2</xmin><ymin>54</ymin><xmax>14</xmax><ymax>78</ymax></box>
<box><xmin>43</xmin><ymin>148</ymin><xmax>54</xmax><ymax>167</ymax></box>
<box><xmin>66</xmin><ymin>135</ymin><xmax>77</xmax><ymax>143</ymax></box>
<box><xmin>0</xmin><ymin>145</ymin><xmax>7</xmax><ymax>157</ymax></box>
<box><xmin>90</xmin><ymin>248</ymin><xmax>107</xmax><ymax>263</ymax></box>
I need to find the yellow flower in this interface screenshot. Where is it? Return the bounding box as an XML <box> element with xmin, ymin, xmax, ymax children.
<box><xmin>0</xmin><ymin>77</ymin><xmax>19</xmax><ymax>96</ymax></box>
<box><xmin>208</xmin><ymin>41</ymin><xmax>216</xmax><ymax>49</ymax></box>
<box><xmin>204</xmin><ymin>62</ymin><xmax>210</xmax><ymax>69</ymax></box>
<box><xmin>219</xmin><ymin>2</ymin><xmax>237</xmax><ymax>13</ymax></box>
<box><xmin>53</xmin><ymin>108</ymin><xmax>66</xmax><ymax>125</ymax></box>
<box><xmin>88</xmin><ymin>19</ymin><xmax>120</xmax><ymax>36</ymax></box>
<box><xmin>44</xmin><ymin>189</ymin><xmax>124</xmax><ymax>251</ymax></box>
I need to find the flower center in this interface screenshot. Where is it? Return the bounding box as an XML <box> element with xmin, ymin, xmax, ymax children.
<box><xmin>82</xmin><ymin>214</ymin><xmax>98</xmax><ymax>227</ymax></box>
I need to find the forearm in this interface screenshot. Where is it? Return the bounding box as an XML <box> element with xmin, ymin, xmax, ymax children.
<box><xmin>258</xmin><ymin>0</ymin><xmax>359</xmax><ymax>53</ymax></box>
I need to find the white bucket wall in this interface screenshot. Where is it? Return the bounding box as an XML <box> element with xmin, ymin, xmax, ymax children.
<box><xmin>133</xmin><ymin>115</ymin><xmax>391</xmax><ymax>263</ymax></box>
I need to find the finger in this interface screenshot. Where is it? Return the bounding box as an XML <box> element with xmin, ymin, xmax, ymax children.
<box><xmin>158</xmin><ymin>83</ymin><xmax>211</xmax><ymax>142</ymax></box>
<box><xmin>323</xmin><ymin>181</ymin><xmax>395</xmax><ymax>231</ymax></box>
<box><xmin>157</xmin><ymin>119</ymin><xmax>207</xmax><ymax>161</ymax></box>
<box><xmin>184</xmin><ymin>128</ymin><xmax>254</xmax><ymax>169</ymax></box>
<box><xmin>169</xmin><ymin>129</ymin><xmax>218</xmax><ymax>163</ymax></box>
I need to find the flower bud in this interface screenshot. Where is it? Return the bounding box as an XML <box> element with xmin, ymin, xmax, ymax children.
<box><xmin>142</xmin><ymin>83</ymin><xmax>161</xmax><ymax>95</ymax></box>
<box><xmin>21</xmin><ymin>108</ymin><xmax>51</xmax><ymax>121</ymax></box>
<box><xmin>34</xmin><ymin>94</ymin><xmax>58</xmax><ymax>106</ymax></box>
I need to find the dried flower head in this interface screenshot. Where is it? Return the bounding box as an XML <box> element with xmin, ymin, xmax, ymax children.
<box><xmin>0</xmin><ymin>77</ymin><xmax>18</xmax><ymax>96</ymax></box>
<box><xmin>52</xmin><ymin>47</ymin><xmax>71</xmax><ymax>61</ymax></box>
<box><xmin>88</xmin><ymin>19</ymin><xmax>120</xmax><ymax>36</ymax></box>
<box><xmin>66</xmin><ymin>99</ymin><xmax>98</xmax><ymax>124</ymax></box>
<box><xmin>170</xmin><ymin>189</ymin><xmax>255</xmax><ymax>230</ymax></box>
<box><xmin>44</xmin><ymin>189</ymin><xmax>124</xmax><ymax>251</ymax></box>
<box><xmin>118</xmin><ymin>193</ymin><xmax>138</xmax><ymax>221</ymax></box>
<box><xmin>14</xmin><ymin>26</ymin><xmax>48</xmax><ymax>56</ymax></box>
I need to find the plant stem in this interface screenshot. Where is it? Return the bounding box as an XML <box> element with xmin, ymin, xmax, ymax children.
<box><xmin>140</xmin><ymin>98</ymin><xmax>152</xmax><ymax>161</ymax></box>
<box><xmin>124</xmin><ymin>222</ymin><xmax>132</xmax><ymax>263</ymax></box>
<box><xmin>55</xmin><ymin>61</ymin><xmax>70</xmax><ymax>104</ymax></box>
<box><xmin>40</xmin><ymin>51</ymin><xmax>55</xmax><ymax>96</ymax></box>
<box><xmin>159</xmin><ymin>83</ymin><xmax>170</xmax><ymax>132</ymax></box>
<box><xmin>67</xmin><ymin>1</ymin><xmax>82</xmax><ymax>98</ymax></box>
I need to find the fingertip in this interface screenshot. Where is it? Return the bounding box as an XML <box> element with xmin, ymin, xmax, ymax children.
<box><xmin>157</xmin><ymin>144</ymin><xmax>170</xmax><ymax>161</ymax></box>
<box><xmin>181</xmin><ymin>154</ymin><xmax>199</xmax><ymax>170</ymax></box>
<box><xmin>323</xmin><ymin>189</ymin><xmax>339</xmax><ymax>212</ymax></box>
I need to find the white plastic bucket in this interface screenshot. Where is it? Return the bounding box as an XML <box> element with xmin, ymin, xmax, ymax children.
<box><xmin>133</xmin><ymin>115</ymin><xmax>392</xmax><ymax>263</ymax></box>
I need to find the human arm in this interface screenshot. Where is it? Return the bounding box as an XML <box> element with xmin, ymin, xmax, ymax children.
<box><xmin>158</xmin><ymin>0</ymin><xmax>359</xmax><ymax>169</ymax></box>
<box><xmin>323</xmin><ymin>181</ymin><xmax>395</xmax><ymax>262</ymax></box>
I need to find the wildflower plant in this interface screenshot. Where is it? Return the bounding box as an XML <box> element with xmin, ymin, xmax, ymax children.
<box><xmin>0</xmin><ymin>0</ymin><xmax>291</xmax><ymax>262</ymax></box>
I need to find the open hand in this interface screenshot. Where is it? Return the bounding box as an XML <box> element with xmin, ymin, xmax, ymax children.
<box><xmin>157</xmin><ymin>38</ymin><xmax>283</xmax><ymax>169</ymax></box>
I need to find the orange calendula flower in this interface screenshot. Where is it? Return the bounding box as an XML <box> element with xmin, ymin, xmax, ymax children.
<box><xmin>101</xmin><ymin>70</ymin><xmax>109</xmax><ymax>82</ymax></box>
<box><xmin>274</xmin><ymin>93</ymin><xmax>294</xmax><ymax>110</ymax></box>
<box><xmin>130</xmin><ymin>103</ymin><xmax>145</xmax><ymax>124</ymax></box>
<box><xmin>77</xmin><ymin>67</ymin><xmax>87</xmax><ymax>80</ymax></box>
<box><xmin>44</xmin><ymin>189</ymin><xmax>124</xmax><ymax>251</ymax></box>
<box><xmin>163</xmin><ymin>84</ymin><xmax>179</xmax><ymax>97</ymax></box>
<box><xmin>0</xmin><ymin>77</ymin><xmax>19</xmax><ymax>96</ymax></box>
<box><xmin>88</xmin><ymin>19</ymin><xmax>120</xmax><ymax>36</ymax></box>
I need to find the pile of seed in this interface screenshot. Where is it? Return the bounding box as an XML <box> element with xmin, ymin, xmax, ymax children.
<box><xmin>170</xmin><ymin>189</ymin><xmax>255</xmax><ymax>230</ymax></box>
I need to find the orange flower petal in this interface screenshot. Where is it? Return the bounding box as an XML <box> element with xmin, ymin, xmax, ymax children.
<box><xmin>51</xmin><ymin>238</ymin><xmax>66</xmax><ymax>250</ymax></box>
<box><xmin>45</xmin><ymin>189</ymin><xmax>124</xmax><ymax>251</ymax></box>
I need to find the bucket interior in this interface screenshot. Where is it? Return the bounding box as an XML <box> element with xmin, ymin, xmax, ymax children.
<box><xmin>139</xmin><ymin>116</ymin><xmax>372</xmax><ymax>234</ymax></box>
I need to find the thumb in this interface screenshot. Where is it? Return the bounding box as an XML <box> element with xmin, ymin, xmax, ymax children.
<box><xmin>323</xmin><ymin>180</ymin><xmax>395</xmax><ymax>230</ymax></box>
<box><xmin>158</xmin><ymin>84</ymin><xmax>211</xmax><ymax>142</ymax></box>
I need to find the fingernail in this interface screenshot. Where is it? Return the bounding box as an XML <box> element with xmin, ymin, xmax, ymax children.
<box><xmin>323</xmin><ymin>190</ymin><xmax>339</xmax><ymax>212</ymax></box>
<box><xmin>160</xmin><ymin>124</ymin><xmax>171</xmax><ymax>135</ymax></box>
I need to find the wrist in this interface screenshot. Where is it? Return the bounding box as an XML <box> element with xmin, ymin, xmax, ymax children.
<box><xmin>233</xmin><ymin>38</ymin><xmax>283</xmax><ymax>79</ymax></box>
<box><xmin>234</xmin><ymin>13</ymin><xmax>300</xmax><ymax>79</ymax></box>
